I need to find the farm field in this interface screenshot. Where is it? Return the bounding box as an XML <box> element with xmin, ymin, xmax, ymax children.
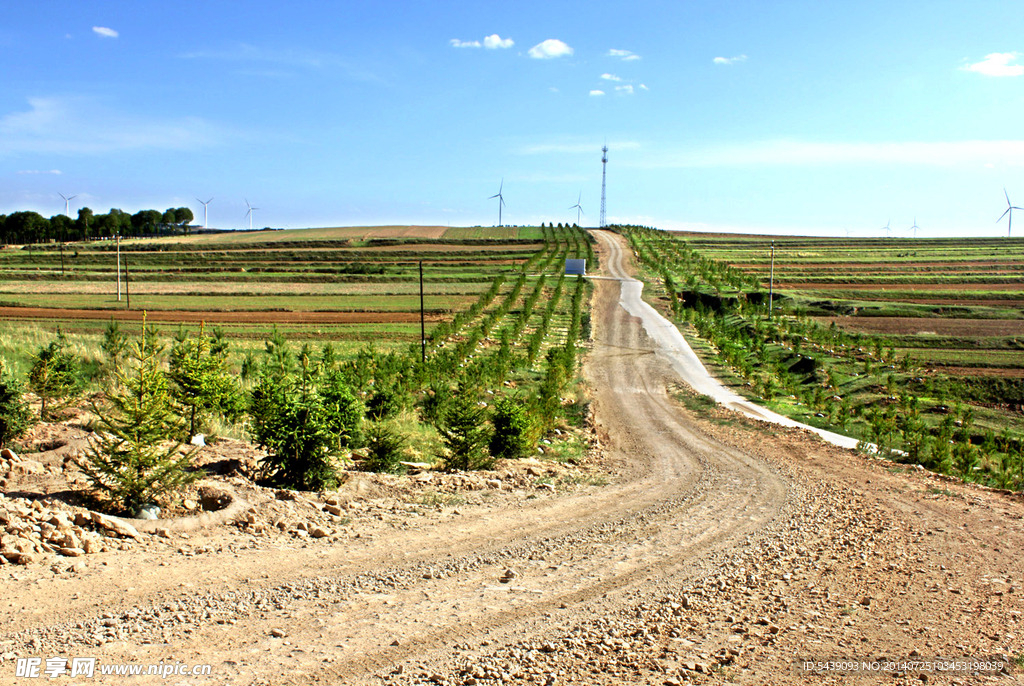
<box><xmin>678</xmin><ymin>232</ymin><xmax>1024</xmax><ymax>376</ymax></box>
<box><xmin>621</xmin><ymin>226</ymin><xmax>1024</xmax><ymax>491</ymax></box>
<box><xmin>0</xmin><ymin>225</ymin><xmax>582</xmax><ymax>346</ymax></box>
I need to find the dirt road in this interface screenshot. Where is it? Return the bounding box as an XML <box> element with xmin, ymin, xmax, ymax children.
<box><xmin>3</xmin><ymin>232</ymin><xmax>1021</xmax><ymax>685</ymax></box>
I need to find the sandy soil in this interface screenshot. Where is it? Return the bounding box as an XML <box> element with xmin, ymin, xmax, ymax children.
<box><xmin>1</xmin><ymin>233</ymin><xmax>1021</xmax><ymax>685</ymax></box>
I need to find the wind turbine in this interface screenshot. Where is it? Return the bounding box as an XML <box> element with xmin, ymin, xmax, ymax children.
<box><xmin>245</xmin><ymin>199</ymin><xmax>259</xmax><ymax>231</ymax></box>
<box><xmin>489</xmin><ymin>180</ymin><xmax>506</xmax><ymax>227</ymax></box>
<box><xmin>58</xmin><ymin>193</ymin><xmax>77</xmax><ymax>217</ymax></box>
<box><xmin>881</xmin><ymin>219</ymin><xmax>891</xmax><ymax>238</ymax></box>
<box><xmin>196</xmin><ymin>197</ymin><xmax>213</xmax><ymax>230</ymax></box>
<box><xmin>57</xmin><ymin>193</ymin><xmax>76</xmax><ymax>278</ymax></box>
<box><xmin>910</xmin><ymin>217</ymin><xmax>919</xmax><ymax>239</ymax></box>
<box><xmin>998</xmin><ymin>188</ymin><xmax>1022</xmax><ymax>238</ymax></box>
<box><xmin>569</xmin><ymin>192</ymin><xmax>584</xmax><ymax>226</ymax></box>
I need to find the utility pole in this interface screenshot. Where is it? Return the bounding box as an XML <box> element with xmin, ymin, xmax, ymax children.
<box><xmin>116</xmin><ymin>234</ymin><xmax>121</xmax><ymax>301</ymax></box>
<box><xmin>419</xmin><ymin>261</ymin><xmax>426</xmax><ymax>363</ymax></box>
<box><xmin>768</xmin><ymin>240</ymin><xmax>775</xmax><ymax>320</ymax></box>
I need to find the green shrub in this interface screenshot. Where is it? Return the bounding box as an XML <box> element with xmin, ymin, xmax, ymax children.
<box><xmin>249</xmin><ymin>355</ymin><xmax>343</xmax><ymax>491</ymax></box>
<box><xmin>169</xmin><ymin>325</ymin><xmax>243</xmax><ymax>438</ymax></box>
<box><xmin>28</xmin><ymin>332</ymin><xmax>82</xmax><ymax>419</ymax></box>
<box><xmin>489</xmin><ymin>395</ymin><xmax>535</xmax><ymax>459</ymax></box>
<box><xmin>436</xmin><ymin>385</ymin><xmax>492</xmax><ymax>471</ymax></box>
<box><xmin>0</xmin><ymin>358</ymin><xmax>32</xmax><ymax>448</ymax></box>
<box><xmin>320</xmin><ymin>368</ymin><xmax>364</xmax><ymax>449</ymax></box>
<box><xmin>363</xmin><ymin>421</ymin><xmax>407</xmax><ymax>473</ymax></box>
<box><xmin>366</xmin><ymin>383</ymin><xmax>405</xmax><ymax>421</ymax></box>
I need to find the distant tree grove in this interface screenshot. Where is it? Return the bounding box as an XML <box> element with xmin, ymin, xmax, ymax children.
<box><xmin>0</xmin><ymin>206</ymin><xmax>196</xmax><ymax>245</ymax></box>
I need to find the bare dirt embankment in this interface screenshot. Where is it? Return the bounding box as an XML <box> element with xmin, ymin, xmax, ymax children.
<box><xmin>1</xmin><ymin>232</ymin><xmax>1021</xmax><ymax>685</ymax></box>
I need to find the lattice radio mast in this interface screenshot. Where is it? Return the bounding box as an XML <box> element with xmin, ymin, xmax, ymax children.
<box><xmin>599</xmin><ymin>144</ymin><xmax>608</xmax><ymax>228</ymax></box>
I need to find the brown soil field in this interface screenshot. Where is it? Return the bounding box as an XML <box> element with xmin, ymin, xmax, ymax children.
<box><xmin>0</xmin><ymin>282</ymin><xmax>487</xmax><ymax>296</ymax></box>
<box><xmin>734</xmin><ymin>261</ymin><xmax>1024</xmax><ymax>271</ymax></box>
<box><xmin>816</xmin><ymin>316</ymin><xmax>1024</xmax><ymax>337</ymax></box>
<box><xmin>111</xmin><ymin>242</ymin><xmax>542</xmax><ymax>255</ymax></box>
<box><xmin>887</xmin><ymin>298</ymin><xmax>1024</xmax><ymax>306</ymax></box>
<box><xmin>779</xmin><ymin>282</ymin><xmax>1024</xmax><ymax>291</ymax></box>
<box><xmin>924</xmin><ymin>366</ymin><xmax>1024</xmax><ymax>378</ymax></box>
<box><xmin>132</xmin><ymin>226</ymin><xmax>452</xmax><ymax>246</ymax></box>
<box><xmin>0</xmin><ymin>307</ymin><xmax>441</xmax><ymax>325</ymax></box>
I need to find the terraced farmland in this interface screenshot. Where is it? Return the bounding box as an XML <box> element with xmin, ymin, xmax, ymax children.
<box><xmin>0</xmin><ymin>225</ymin><xmax>587</xmax><ymax>342</ymax></box>
<box><xmin>620</xmin><ymin>226</ymin><xmax>1024</xmax><ymax>490</ymax></box>
<box><xmin>682</xmin><ymin>233</ymin><xmax>1024</xmax><ymax>376</ymax></box>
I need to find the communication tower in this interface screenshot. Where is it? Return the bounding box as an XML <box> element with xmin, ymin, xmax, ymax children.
<box><xmin>599</xmin><ymin>145</ymin><xmax>608</xmax><ymax>228</ymax></box>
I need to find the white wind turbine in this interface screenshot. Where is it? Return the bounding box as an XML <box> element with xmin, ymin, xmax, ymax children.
<box><xmin>58</xmin><ymin>192</ymin><xmax>77</xmax><ymax>217</ymax></box>
<box><xmin>570</xmin><ymin>192</ymin><xmax>584</xmax><ymax>226</ymax></box>
<box><xmin>245</xmin><ymin>199</ymin><xmax>259</xmax><ymax>231</ymax></box>
<box><xmin>197</xmin><ymin>197</ymin><xmax>213</xmax><ymax>230</ymax></box>
<box><xmin>880</xmin><ymin>219</ymin><xmax>891</xmax><ymax>238</ymax></box>
<box><xmin>910</xmin><ymin>217</ymin><xmax>919</xmax><ymax>239</ymax></box>
<box><xmin>489</xmin><ymin>180</ymin><xmax>506</xmax><ymax>227</ymax></box>
<box><xmin>998</xmin><ymin>188</ymin><xmax>1022</xmax><ymax>238</ymax></box>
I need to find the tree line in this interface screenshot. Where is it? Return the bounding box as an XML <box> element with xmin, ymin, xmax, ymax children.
<box><xmin>0</xmin><ymin>206</ymin><xmax>196</xmax><ymax>245</ymax></box>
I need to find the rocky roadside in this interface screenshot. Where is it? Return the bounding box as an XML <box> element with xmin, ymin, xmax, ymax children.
<box><xmin>377</xmin><ymin>406</ymin><xmax>1023</xmax><ymax>686</ymax></box>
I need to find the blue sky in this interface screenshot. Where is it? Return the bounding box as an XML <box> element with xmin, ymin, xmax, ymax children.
<box><xmin>2</xmin><ymin>0</ymin><xmax>1023</xmax><ymax>236</ymax></box>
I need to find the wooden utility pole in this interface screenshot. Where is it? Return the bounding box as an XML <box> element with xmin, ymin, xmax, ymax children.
<box><xmin>116</xmin><ymin>234</ymin><xmax>121</xmax><ymax>301</ymax></box>
<box><xmin>419</xmin><ymin>261</ymin><xmax>426</xmax><ymax>363</ymax></box>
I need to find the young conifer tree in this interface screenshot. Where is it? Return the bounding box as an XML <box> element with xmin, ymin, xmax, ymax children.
<box><xmin>76</xmin><ymin>318</ymin><xmax>201</xmax><ymax>514</ymax></box>
<box><xmin>28</xmin><ymin>332</ymin><xmax>82</xmax><ymax>420</ymax></box>
<box><xmin>0</xmin><ymin>358</ymin><xmax>32</xmax><ymax>448</ymax></box>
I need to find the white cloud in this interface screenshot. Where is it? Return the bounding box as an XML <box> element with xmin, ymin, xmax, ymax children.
<box><xmin>615</xmin><ymin>84</ymin><xmax>634</xmax><ymax>95</ymax></box>
<box><xmin>639</xmin><ymin>83</ymin><xmax>649</xmax><ymax>91</ymax></box>
<box><xmin>483</xmin><ymin>34</ymin><xmax>514</xmax><ymax>49</ymax></box>
<box><xmin>713</xmin><ymin>54</ymin><xmax>747</xmax><ymax>66</ymax></box>
<box><xmin>633</xmin><ymin>139</ymin><xmax>1024</xmax><ymax>169</ymax></box>
<box><xmin>0</xmin><ymin>96</ymin><xmax>227</xmax><ymax>156</ymax></box>
<box><xmin>450</xmin><ymin>38</ymin><xmax>481</xmax><ymax>48</ymax></box>
<box><xmin>17</xmin><ymin>169</ymin><xmax>62</xmax><ymax>175</ymax></box>
<box><xmin>608</xmin><ymin>49</ymin><xmax>640</xmax><ymax>61</ymax></box>
<box><xmin>529</xmin><ymin>39</ymin><xmax>573</xmax><ymax>59</ymax></box>
<box><xmin>589</xmin><ymin>90</ymin><xmax>605</xmax><ymax>96</ymax></box>
<box><xmin>600</xmin><ymin>73</ymin><xmax>622</xmax><ymax>82</ymax></box>
<box><xmin>92</xmin><ymin>26</ymin><xmax>118</xmax><ymax>38</ymax></box>
<box><xmin>962</xmin><ymin>52</ymin><xmax>1024</xmax><ymax>77</ymax></box>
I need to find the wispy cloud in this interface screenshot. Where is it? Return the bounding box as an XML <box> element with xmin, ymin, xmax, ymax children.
<box><xmin>962</xmin><ymin>52</ymin><xmax>1024</xmax><ymax>77</ymax></box>
<box><xmin>589</xmin><ymin>90</ymin><xmax>605</xmax><ymax>97</ymax></box>
<box><xmin>615</xmin><ymin>84</ymin><xmax>634</xmax><ymax>95</ymax></box>
<box><xmin>600</xmin><ymin>73</ymin><xmax>622</xmax><ymax>82</ymax></box>
<box><xmin>633</xmin><ymin>139</ymin><xmax>1024</xmax><ymax>168</ymax></box>
<box><xmin>181</xmin><ymin>43</ymin><xmax>377</xmax><ymax>81</ymax></box>
<box><xmin>0</xmin><ymin>96</ymin><xmax>229</xmax><ymax>156</ymax></box>
<box><xmin>451</xmin><ymin>34</ymin><xmax>514</xmax><ymax>50</ymax></box>
<box><xmin>528</xmin><ymin>39</ymin><xmax>573</xmax><ymax>59</ymax></box>
<box><xmin>607</xmin><ymin>49</ymin><xmax>640</xmax><ymax>61</ymax></box>
<box><xmin>713</xmin><ymin>54</ymin><xmax>747</xmax><ymax>66</ymax></box>
<box><xmin>17</xmin><ymin>169</ymin><xmax>62</xmax><ymax>175</ymax></box>
<box><xmin>483</xmin><ymin>34</ymin><xmax>514</xmax><ymax>49</ymax></box>
<box><xmin>92</xmin><ymin>26</ymin><xmax>118</xmax><ymax>38</ymax></box>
